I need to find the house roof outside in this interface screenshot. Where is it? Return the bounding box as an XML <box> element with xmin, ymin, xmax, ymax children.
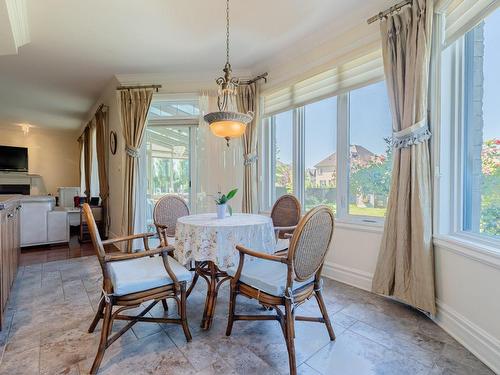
<box><xmin>314</xmin><ymin>145</ymin><xmax>375</xmax><ymax>169</ymax></box>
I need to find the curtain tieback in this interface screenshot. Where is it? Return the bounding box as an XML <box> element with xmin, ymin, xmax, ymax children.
<box><xmin>125</xmin><ymin>145</ymin><xmax>140</xmax><ymax>158</ymax></box>
<box><xmin>244</xmin><ymin>153</ymin><xmax>258</xmax><ymax>166</ymax></box>
<box><xmin>392</xmin><ymin>119</ymin><xmax>431</xmax><ymax>149</ymax></box>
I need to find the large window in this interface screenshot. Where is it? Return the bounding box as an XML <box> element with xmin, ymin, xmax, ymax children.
<box><xmin>272</xmin><ymin>110</ymin><xmax>294</xmax><ymax>200</ymax></box>
<box><xmin>142</xmin><ymin>98</ymin><xmax>198</xmax><ymax>231</ymax></box>
<box><xmin>263</xmin><ymin>82</ymin><xmax>391</xmax><ymax>222</ymax></box>
<box><xmin>304</xmin><ymin>97</ymin><xmax>337</xmax><ymax>211</ymax></box>
<box><xmin>349</xmin><ymin>81</ymin><xmax>392</xmax><ymax>217</ymax></box>
<box><xmin>462</xmin><ymin>11</ymin><xmax>500</xmax><ymax>238</ymax></box>
<box><xmin>146</xmin><ymin>126</ymin><xmax>192</xmax><ymax>204</ymax></box>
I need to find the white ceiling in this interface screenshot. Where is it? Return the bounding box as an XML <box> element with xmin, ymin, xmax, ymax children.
<box><xmin>0</xmin><ymin>0</ymin><xmax>395</xmax><ymax>130</ymax></box>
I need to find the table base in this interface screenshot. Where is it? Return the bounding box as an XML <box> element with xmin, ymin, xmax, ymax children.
<box><xmin>187</xmin><ymin>261</ymin><xmax>231</xmax><ymax>330</ymax></box>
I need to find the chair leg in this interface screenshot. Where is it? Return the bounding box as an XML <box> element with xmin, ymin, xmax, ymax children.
<box><xmin>186</xmin><ymin>272</ymin><xmax>199</xmax><ymax>298</ymax></box>
<box><xmin>161</xmin><ymin>299</ymin><xmax>169</xmax><ymax>312</ymax></box>
<box><xmin>314</xmin><ymin>289</ymin><xmax>335</xmax><ymax>341</ymax></box>
<box><xmin>90</xmin><ymin>300</ymin><xmax>112</xmax><ymax>374</ymax></box>
<box><xmin>284</xmin><ymin>300</ymin><xmax>297</xmax><ymax>375</ymax></box>
<box><xmin>225</xmin><ymin>284</ymin><xmax>238</xmax><ymax>336</ymax></box>
<box><xmin>180</xmin><ymin>283</ymin><xmax>192</xmax><ymax>342</ymax></box>
<box><xmin>88</xmin><ymin>294</ymin><xmax>104</xmax><ymax>333</ymax></box>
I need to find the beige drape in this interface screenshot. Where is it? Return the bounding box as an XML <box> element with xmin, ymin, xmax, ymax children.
<box><xmin>237</xmin><ymin>83</ymin><xmax>259</xmax><ymax>213</ymax></box>
<box><xmin>371</xmin><ymin>0</ymin><xmax>436</xmax><ymax>314</ymax></box>
<box><xmin>120</xmin><ymin>88</ymin><xmax>153</xmax><ymax>250</ymax></box>
<box><xmin>83</xmin><ymin>125</ymin><xmax>92</xmax><ymax>199</ymax></box>
<box><xmin>95</xmin><ymin>109</ymin><xmax>109</xmax><ymax>236</ymax></box>
<box><xmin>77</xmin><ymin>135</ymin><xmax>84</xmax><ymax>196</ymax></box>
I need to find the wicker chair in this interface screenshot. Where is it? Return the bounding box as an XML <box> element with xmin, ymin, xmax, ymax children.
<box><xmin>153</xmin><ymin>194</ymin><xmax>190</xmax><ymax>246</ymax></box>
<box><xmin>83</xmin><ymin>203</ymin><xmax>192</xmax><ymax>374</ymax></box>
<box><xmin>270</xmin><ymin>194</ymin><xmax>301</xmax><ymax>253</ymax></box>
<box><xmin>226</xmin><ymin>205</ymin><xmax>335</xmax><ymax>375</ymax></box>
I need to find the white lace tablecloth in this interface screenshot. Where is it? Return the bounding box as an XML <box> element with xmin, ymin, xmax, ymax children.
<box><xmin>175</xmin><ymin>213</ymin><xmax>276</xmax><ymax>271</ymax></box>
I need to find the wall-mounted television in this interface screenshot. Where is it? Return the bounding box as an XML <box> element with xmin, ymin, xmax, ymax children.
<box><xmin>0</xmin><ymin>146</ymin><xmax>28</xmax><ymax>172</ymax></box>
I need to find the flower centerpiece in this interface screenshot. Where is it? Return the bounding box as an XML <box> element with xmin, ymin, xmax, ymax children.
<box><xmin>214</xmin><ymin>188</ymin><xmax>238</xmax><ymax>219</ymax></box>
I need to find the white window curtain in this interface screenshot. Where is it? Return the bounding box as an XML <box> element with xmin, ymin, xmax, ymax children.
<box><xmin>133</xmin><ymin>139</ymin><xmax>149</xmax><ymax>250</ymax></box>
<box><xmin>89</xmin><ymin>121</ymin><xmax>100</xmax><ymax>199</ymax></box>
<box><xmin>262</xmin><ymin>49</ymin><xmax>385</xmax><ymax>117</ymax></box>
<box><xmin>196</xmin><ymin>91</ymin><xmax>243</xmax><ymax>213</ymax></box>
<box><xmin>444</xmin><ymin>0</ymin><xmax>500</xmax><ymax>46</ymax></box>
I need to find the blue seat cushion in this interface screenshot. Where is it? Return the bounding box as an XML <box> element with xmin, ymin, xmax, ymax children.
<box><xmin>107</xmin><ymin>255</ymin><xmax>191</xmax><ymax>296</ymax></box>
<box><xmin>274</xmin><ymin>238</ymin><xmax>290</xmax><ymax>252</ymax></box>
<box><xmin>227</xmin><ymin>258</ymin><xmax>313</xmax><ymax>296</ymax></box>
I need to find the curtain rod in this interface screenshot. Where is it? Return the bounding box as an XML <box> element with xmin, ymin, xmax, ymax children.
<box><xmin>116</xmin><ymin>84</ymin><xmax>162</xmax><ymax>92</ymax></box>
<box><xmin>241</xmin><ymin>72</ymin><xmax>268</xmax><ymax>85</ymax></box>
<box><xmin>367</xmin><ymin>0</ymin><xmax>412</xmax><ymax>24</ymax></box>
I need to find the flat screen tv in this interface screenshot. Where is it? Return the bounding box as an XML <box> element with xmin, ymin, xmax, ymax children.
<box><xmin>0</xmin><ymin>146</ymin><xmax>28</xmax><ymax>172</ymax></box>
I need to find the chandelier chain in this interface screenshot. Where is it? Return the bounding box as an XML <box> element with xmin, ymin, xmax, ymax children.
<box><xmin>226</xmin><ymin>0</ymin><xmax>230</xmax><ymax>65</ymax></box>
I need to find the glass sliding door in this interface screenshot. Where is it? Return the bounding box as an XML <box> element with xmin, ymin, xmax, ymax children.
<box><xmin>145</xmin><ymin>125</ymin><xmax>194</xmax><ymax>229</ymax></box>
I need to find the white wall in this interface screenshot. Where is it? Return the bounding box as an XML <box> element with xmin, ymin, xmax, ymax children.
<box><xmin>0</xmin><ymin>125</ymin><xmax>80</xmax><ymax>195</ymax></box>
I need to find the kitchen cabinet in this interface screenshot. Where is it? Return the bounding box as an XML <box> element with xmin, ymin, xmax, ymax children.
<box><xmin>0</xmin><ymin>195</ymin><xmax>21</xmax><ymax>330</ymax></box>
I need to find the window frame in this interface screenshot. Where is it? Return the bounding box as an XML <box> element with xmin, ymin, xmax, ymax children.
<box><xmin>440</xmin><ymin>22</ymin><xmax>500</xmax><ymax>248</ymax></box>
<box><xmin>260</xmin><ymin>84</ymin><xmax>391</xmax><ymax>225</ymax></box>
<box><xmin>146</xmin><ymin>95</ymin><xmax>199</xmax><ymax>210</ymax></box>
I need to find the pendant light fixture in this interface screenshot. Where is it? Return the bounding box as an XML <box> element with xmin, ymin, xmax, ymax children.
<box><xmin>204</xmin><ymin>0</ymin><xmax>253</xmax><ymax>147</ymax></box>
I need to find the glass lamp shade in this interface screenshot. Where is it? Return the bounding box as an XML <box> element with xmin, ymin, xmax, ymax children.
<box><xmin>204</xmin><ymin>111</ymin><xmax>253</xmax><ymax>143</ymax></box>
<box><xmin>209</xmin><ymin>120</ymin><xmax>246</xmax><ymax>138</ymax></box>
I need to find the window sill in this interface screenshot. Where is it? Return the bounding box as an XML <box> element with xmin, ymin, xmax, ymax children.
<box><xmin>335</xmin><ymin>218</ymin><xmax>384</xmax><ymax>234</ymax></box>
<box><xmin>433</xmin><ymin>234</ymin><xmax>500</xmax><ymax>270</ymax></box>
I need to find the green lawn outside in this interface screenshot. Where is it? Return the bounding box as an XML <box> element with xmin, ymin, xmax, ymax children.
<box><xmin>304</xmin><ymin>203</ymin><xmax>386</xmax><ymax>218</ymax></box>
<box><xmin>348</xmin><ymin>204</ymin><xmax>386</xmax><ymax>217</ymax></box>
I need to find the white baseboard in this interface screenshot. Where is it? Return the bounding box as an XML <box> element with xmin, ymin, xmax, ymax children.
<box><xmin>433</xmin><ymin>300</ymin><xmax>500</xmax><ymax>374</ymax></box>
<box><xmin>322</xmin><ymin>261</ymin><xmax>373</xmax><ymax>291</ymax></box>
<box><xmin>322</xmin><ymin>263</ymin><xmax>499</xmax><ymax>374</ymax></box>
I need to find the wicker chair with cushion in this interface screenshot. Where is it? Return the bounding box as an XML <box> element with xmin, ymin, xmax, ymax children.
<box><xmin>226</xmin><ymin>205</ymin><xmax>336</xmax><ymax>375</ymax></box>
<box><xmin>270</xmin><ymin>194</ymin><xmax>301</xmax><ymax>253</ymax></box>
<box><xmin>153</xmin><ymin>194</ymin><xmax>190</xmax><ymax>246</ymax></box>
<box><xmin>83</xmin><ymin>203</ymin><xmax>192</xmax><ymax>374</ymax></box>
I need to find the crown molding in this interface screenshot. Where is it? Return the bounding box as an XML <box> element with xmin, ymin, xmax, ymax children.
<box><xmin>0</xmin><ymin>0</ymin><xmax>29</xmax><ymax>55</ymax></box>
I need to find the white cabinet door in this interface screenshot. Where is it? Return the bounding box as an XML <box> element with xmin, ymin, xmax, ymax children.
<box><xmin>20</xmin><ymin>202</ymin><xmax>48</xmax><ymax>246</ymax></box>
<box><xmin>47</xmin><ymin>211</ymin><xmax>69</xmax><ymax>243</ymax></box>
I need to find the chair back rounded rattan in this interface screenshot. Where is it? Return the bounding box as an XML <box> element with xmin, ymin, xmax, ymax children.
<box><xmin>153</xmin><ymin>195</ymin><xmax>190</xmax><ymax>238</ymax></box>
<box><xmin>270</xmin><ymin>194</ymin><xmax>301</xmax><ymax>238</ymax></box>
<box><xmin>288</xmin><ymin>205</ymin><xmax>334</xmax><ymax>282</ymax></box>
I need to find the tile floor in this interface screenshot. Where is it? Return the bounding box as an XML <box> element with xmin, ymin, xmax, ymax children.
<box><xmin>0</xmin><ymin>255</ymin><xmax>495</xmax><ymax>375</ymax></box>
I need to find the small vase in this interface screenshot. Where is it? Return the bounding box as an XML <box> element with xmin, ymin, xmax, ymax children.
<box><xmin>216</xmin><ymin>203</ymin><xmax>227</xmax><ymax>219</ymax></box>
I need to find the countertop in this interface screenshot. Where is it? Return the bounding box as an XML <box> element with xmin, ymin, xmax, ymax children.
<box><xmin>0</xmin><ymin>195</ymin><xmax>21</xmax><ymax>210</ymax></box>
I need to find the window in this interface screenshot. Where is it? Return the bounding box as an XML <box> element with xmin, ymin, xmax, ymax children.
<box><xmin>146</xmin><ymin>126</ymin><xmax>192</xmax><ymax>204</ymax></box>
<box><xmin>142</xmin><ymin>98</ymin><xmax>198</xmax><ymax>231</ymax></box>
<box><xmin>271</xmin><ymin>110</ymin><xmax>294</xmax><ymax>200</ymax></box>
<box><xmin>462</xmin><ymin>11</ymin><xmax>500</xmax><ymax>238</ymax></box>
<box><xmin>348</xmin><ymin>81</ymin><xmax>392</xmax><ymax>218</ymax></box>
<box><xmin>304</xmin><ymin>97</ymin><xmax>337</xmax><ymax>211</ymax></box>
<box><xmin>263</xmin><ymin>82</ymin><xmax>391</xmax><ymax>222</ymax></box>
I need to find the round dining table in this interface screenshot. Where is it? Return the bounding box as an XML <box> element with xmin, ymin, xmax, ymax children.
<box><xmin>175</xmin><ymin>213</ymin><xmax>276</xmax><ymax>329</ymax></box>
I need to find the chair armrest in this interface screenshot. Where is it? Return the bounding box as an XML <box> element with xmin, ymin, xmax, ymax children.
<box><xmin>102</xmin><ymin>232</ymin><xmax>155</xmax><ymax>246</ymax></box>
<box><xmin>274</xmin><ymin>225</ymin><xmax>297</xmax><ymax>232</ymax></box>
<box><xmin>233</xmin><ymin>245</ymin><xmax>288</xmax><ymax>284</ymax></box>
<box><xmin>103</xmin><ymin>245</ymin><xmax>175</xmax><ymax>262</ymax></box>
<box><xmin>235</xmin><ymin>245</ymin><xmax>288</xmax><ymax>264</ymax></box>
